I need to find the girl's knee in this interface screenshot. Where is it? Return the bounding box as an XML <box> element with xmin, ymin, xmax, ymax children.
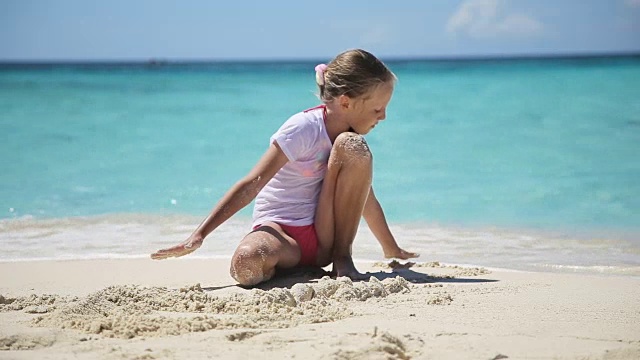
<box><xmin>229</xmin><ymin>244</ymin><xmax>274</xmax><ymax>286</ymax></box>
<box><xmin>332</xmin><ymin>132</ymin><xmax>372</xmax><ymax>164</ymax></box>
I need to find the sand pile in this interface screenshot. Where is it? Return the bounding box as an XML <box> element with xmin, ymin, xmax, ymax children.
<box><xmin>332</xmin><ymin>328</ymin><xmax>412</xmax><ymax>360</ymax></box>
<box><xmin>0</xmin><ymin>334</ymin><xmax>57</xmax><ymax>351</ymax></box>
<box><xmin>2</xmin><ymin>276</ymin><xmax>410</xmax><ymax>339</ymax></box>
<box><xmin>0</xmin><ymin>293</ymin><xmax>72</xmax><ymax>314</ymax></box>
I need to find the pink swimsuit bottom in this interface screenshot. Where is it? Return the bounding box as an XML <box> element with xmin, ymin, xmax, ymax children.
<box><xmin>253</xmin><ymin>223</ymin><xmax>319</xmax><ymax>266</ymax></box>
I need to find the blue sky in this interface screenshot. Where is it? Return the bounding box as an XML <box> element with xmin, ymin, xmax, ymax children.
<box><xmin>1</xmin><ymin>0</ymin><xmax>639</xmax><ymax>61</ymax></box>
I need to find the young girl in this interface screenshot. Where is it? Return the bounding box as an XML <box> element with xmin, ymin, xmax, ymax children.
<box><xmin>151</xmin><ymin>49</ymin><xmax>418</xmax><ymax>286</ymax></box>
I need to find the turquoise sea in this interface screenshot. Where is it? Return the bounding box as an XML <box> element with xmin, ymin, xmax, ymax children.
<box><xmin>1</xmin><ymin>56</ymin><xmax>639</xmax><ymax>275</ymax></box>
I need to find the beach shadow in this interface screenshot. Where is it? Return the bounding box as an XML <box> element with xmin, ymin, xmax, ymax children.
<box><xmin>204</xmin><ymin>259</ymin><xmax>500</xmax><ymax>292</ymax></box>
<box><xmin>432</xmin><ymin>277</ymin><xmax>499</xmax><ymax>284</ymax></box>
<box><xmin>252</xmin><ymin>266</ymin><xmax>332</xmax><ymax>290</ymax></box>
<box><xmin>201</xmin><ymin>284</ymin><xmax>239</xmax><ymax>292</ymax></box>
<box><xmin>375</xmin><ymin>268</ymin><xmax>499</xmax><ymax>284</ymax></box>
<box><xmin>253</xmin><ymin>266</ymin><xmax>444</xmax><ymax>290</ymax></box>
<box><xmin>199</xmin><ymin>266</ymin><xmax>330</xmax><ymax>292</ymax></box>
<box><xmin>250</xmin><ymin>266</ymin><xmax>499</xmax><ymax>290</ymax></box>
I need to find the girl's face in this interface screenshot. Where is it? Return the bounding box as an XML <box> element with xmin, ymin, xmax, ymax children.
<box><xmin>344</xmin><ymin>81</ymin><xmax>394</xmax><ymax>135</ymax></box>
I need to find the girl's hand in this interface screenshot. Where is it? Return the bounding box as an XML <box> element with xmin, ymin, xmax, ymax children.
<box><xmin>150</xmin><ymin>235</ymin><xmax>203</xmax><ymax>260</ymax></box>
<box><xmin>384</xmin><ymin>247</ymin><xmax>420</xmax><ymax>260</ymax></box>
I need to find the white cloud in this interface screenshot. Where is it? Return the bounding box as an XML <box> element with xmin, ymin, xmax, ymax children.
<box><xmin>447</xmin><ymin>0</ymin><xmax>544</xmax><ymax>39</ymax></box>
<box><xmin>624</xmin><ymin>0</ymin><xmax>640</xmax><ymax>8</ymax></box>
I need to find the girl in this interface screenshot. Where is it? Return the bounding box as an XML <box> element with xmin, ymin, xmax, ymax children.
<box><xmin>151</xmin><ymin>49</ymin><xmax>418</xmax><ymax>286</ymax></box>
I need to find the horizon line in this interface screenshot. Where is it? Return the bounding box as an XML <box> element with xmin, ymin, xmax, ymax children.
<box><xmin>1</xmin><ymin>50</ymin><xmax>640</xmax><ymax>65</ymax></box>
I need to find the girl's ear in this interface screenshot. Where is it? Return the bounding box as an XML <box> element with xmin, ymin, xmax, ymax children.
<box><xmin>338</xmin><ymin>95</ymin><xmax>350</xmax><ymax>110</ymax></box>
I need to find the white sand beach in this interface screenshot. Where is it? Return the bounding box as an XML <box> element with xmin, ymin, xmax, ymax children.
<box><xmin>1</xmin><ymin>258</ymin><xmax>639</xmax><ymax>359</ymax></box>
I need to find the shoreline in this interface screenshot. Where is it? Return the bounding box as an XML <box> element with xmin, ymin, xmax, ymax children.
<box><xmin>2</xmin><ymin>213</ymin><xmax>639</xmax><ymax>279</ymax></box>
<box><xmin>1</xmin><ymin>258</ymin><xmax>639</xmax><ymax>359</ymax></box>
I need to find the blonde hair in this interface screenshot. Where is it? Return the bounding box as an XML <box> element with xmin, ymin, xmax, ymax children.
<box><xmin>317</xmin><ymin>49</ymin><xmax>396</xmax><ymax>103</ymax></box>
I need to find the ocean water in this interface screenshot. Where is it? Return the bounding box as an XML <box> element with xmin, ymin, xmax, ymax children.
<box><xmin>1</xmin><ymin>56</ymin><xmax>639</xmax><ymax>275</ymax></box>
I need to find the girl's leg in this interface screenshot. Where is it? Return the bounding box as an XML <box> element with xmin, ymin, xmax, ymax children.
<box><xmin>315</xmin><ymin>132</ymin><xmax>373</xmax><ymax>278</ymax></box>
<box><xmin>229</xmin><ymin>222</ymin><xmax>301</xmax><ymax>286</ymax></box>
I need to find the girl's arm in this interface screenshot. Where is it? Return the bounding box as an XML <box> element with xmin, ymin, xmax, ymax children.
<box><xmin>362</xmin><ymin>187</ymin><xmax>419</xmax><ymax>260</ymax></box>
<box><xmin>151</xmin><ymin>142</ymin><xmax>289</xmax><ymax>260</ymax></box>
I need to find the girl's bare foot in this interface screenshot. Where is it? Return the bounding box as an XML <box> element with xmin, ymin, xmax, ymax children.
<box><xmin>384</xmin><ymin>247</ymin><xmax>420</xmax><ymax>260</ymax></box>
<box><xmin>331</xmin><ymin>255</ymin><xmax>369</xmax><ymax>281</ymax></box>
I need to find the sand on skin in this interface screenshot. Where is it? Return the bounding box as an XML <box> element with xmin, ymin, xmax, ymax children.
<box><xmin>1</xmin><ymin>258</ymin><xmax>639</xmax><ymax>359</ymax></box>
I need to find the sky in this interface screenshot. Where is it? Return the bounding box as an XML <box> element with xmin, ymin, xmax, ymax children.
<box><xmin>1</xmin><ymin>0</ymin><xmax>640</xmax><ymax>61</ymax></box>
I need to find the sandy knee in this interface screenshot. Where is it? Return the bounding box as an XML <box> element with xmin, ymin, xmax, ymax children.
<box><xmin>332</xmin><ymin>132</ymin><xmax>372</xmax><ymax>164</ymax></box>
<box><xmin>230</xmin><ymin>245</ymin><xmax>273</xmax><ymax>286</ymax></box>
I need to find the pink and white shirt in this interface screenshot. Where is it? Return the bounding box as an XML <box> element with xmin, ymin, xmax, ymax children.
<box><xmin>252</xmin><ymin>106</ymin><xmax>332</xmax><ymax>227</ymax></box>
